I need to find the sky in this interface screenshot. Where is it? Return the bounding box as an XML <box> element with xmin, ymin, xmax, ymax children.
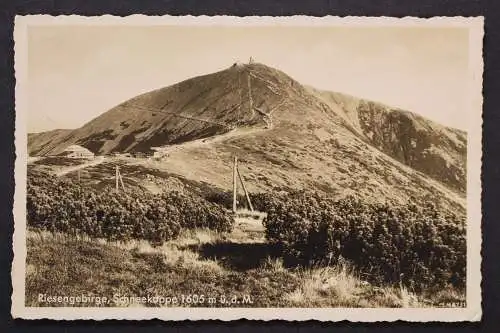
<box><xmin>27</xmin><ymin>24</ymin><xmax>470</xmax><ymax>132</ymax></box>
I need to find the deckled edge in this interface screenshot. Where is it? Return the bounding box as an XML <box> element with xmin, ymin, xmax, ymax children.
<box><xmin>466</xmin><ymin>13</ymin><xmax>484</xmax><ymax>323</ymax></box>
<box><xmin>11</xmin><ymin>14</ymin><xmax>28</xmax><ymax>320</ymax></box>
<box><xmin>11</xmin><ymin>14</ymin><xmax>484</xmax><ymax>322</ymax></box>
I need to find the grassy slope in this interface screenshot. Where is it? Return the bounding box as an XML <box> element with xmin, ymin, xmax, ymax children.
<box><xmin>28</xmin><ymin>129</ymin><xmax>74</xmax><ymax>156</ymax></box>
<box><xmin>37</xmin><ymin>153</ymin><xmax>464</xmax><ymax>217</ymax></box>
<box><xmin>28</xmin><ymin>151</ymin><xmax>464</xmax><ymax>221</ymax></box>
<box><xmin>26</xmin><ymin>223</ymin><xmax>465</xmax><ymax>308</ymax></box>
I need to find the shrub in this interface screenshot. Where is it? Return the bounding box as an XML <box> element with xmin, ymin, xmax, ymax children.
<box><xmin>27</xmin><ymin>169</ymin><xmax>234</xmax><ymax>243</ymax></box>
<box><xmin>262</xmin><ymin>191</ymin><xmax>466</xmax><ymax>290</ymax></box>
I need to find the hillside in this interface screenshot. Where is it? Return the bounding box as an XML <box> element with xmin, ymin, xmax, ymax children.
<box><xmin>28</xmin><ymin>63</ymin><xmax>277</xmax><ymax>156</ymax></box>
<box><xmin>28</xmin><ymin>62</ymin><xmax>467</xmax><ymax>212</ymax></box>
<box><xmin>28</xmin><ymin>129</ymin><xmax>73</xmax><ymax>156</ymax></box>
<box><xmin>307</xmin><ymin>88</ymin><xmax>467</xmax><ymax>192</ymax></box>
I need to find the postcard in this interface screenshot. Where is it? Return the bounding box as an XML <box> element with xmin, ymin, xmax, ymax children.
<box><xmin>12</xmin><ymin>15</ymin><xmax>483</xmax><ymax>321</ymax></box>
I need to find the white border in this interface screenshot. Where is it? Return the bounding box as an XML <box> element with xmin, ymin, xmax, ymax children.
<box><xmin>12</xmin><ymin>15</ymin><xmax>484</xmax><ymax>322</ymax></box>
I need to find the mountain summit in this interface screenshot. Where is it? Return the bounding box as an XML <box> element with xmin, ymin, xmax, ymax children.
<box><xmin>30</xmin><ymin>63</ymin><xmax>291</xmax><ymax>155</ymax></box>
<box><xmin>28</xmin><ymin>62</ymin><xmax>466</xmax><ymax>210</ymax></box>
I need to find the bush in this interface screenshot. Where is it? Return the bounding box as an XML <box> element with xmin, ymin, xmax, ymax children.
<box><xmin>27</xmin><ymin>169</ymin><xmax>234</xmax><ymax>243</ymax></box>
<box><xmin>262</xmin><ymin>191</ymin><xmax>466</xmax><ymax>290</ymax></box>
<box><xmin>203</xmin><ymin>190</ymin><xmax>280</xmax><ymax>213</ymax></box>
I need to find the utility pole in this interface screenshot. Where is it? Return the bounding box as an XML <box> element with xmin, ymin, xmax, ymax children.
<box><xmin>232</xmin><ymin>155</ymin><xmax>238</xmax><ymax>213</ymax></box>
<box><xmin>237</xmin><ymin>167</ymin><xmax>254</xmax><ymax>211</ymax></box>
<box><xmin>115</xmin><ymin>165</ymin><xmax>126</xmax><ymax>192</ymax></box>
<box><xmin>231</xmin><ymin>155</ymin><xmax>267</xmax><ymax>221</ymax></box>
<box><xmin>115</xmin><ymin>165</ymin><xmax>119</xmax><ymax>192</ymax></box>
<box><xmin>119</xmin><ymin>169</ymin><xmax>126</xmax><ymax>192</ymax></box>
<box><xmin>238</xmin><ymin>70</ymin><xmax>242</xmax><ymax>117</ymax></box>
<box><xmin>247</xmin><ymin>74</ymin><xmax>254</xmax><ymax>116</ymax></box>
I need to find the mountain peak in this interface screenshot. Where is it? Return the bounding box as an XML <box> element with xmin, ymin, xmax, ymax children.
<box><xmin>28</xmin><ymin>64</ymin><xmax>466</xmax><ymax>196</ymax></box>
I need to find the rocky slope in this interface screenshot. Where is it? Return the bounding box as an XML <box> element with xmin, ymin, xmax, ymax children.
<box><xmin>307</xmin><ymin>88</ymin><xmax>467</xmax><ymax>192</ymax></box>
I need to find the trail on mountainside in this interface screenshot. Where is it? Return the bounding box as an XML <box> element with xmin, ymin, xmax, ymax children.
<box><xmin>55</xmin><ymin>156</ymin><xmax>106</xmax><ymax>177</ymax></box>
<box><xmin>149</xmin><ymin>126</ymin><xmax>269</xmax><ymax>155</ymax></box>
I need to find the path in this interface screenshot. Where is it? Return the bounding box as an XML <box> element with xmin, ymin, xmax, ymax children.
<box><xmin>55</xmin><ymin>156</ymin><xmax>106</xmax><ymax>177</ymax></box>
<box><xmin>148</xmin><ymin>126</ymin><xmax>269</xmax><ymax>158</ymax></box>
<box><xmin>28</xmin><ymin>156</ymin><xmax>44</xmax><ymax>164</ymax></box>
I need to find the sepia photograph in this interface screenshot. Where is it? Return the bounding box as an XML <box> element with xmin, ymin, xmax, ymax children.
<box><xmin>12</xmin><ymin>15</ymin><xmax>483</xmax><ymax>321</ymax></box>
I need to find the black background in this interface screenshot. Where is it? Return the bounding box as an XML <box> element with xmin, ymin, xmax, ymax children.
<box><xmin>1</xmin><ymin>0</ymin><xmax>497</xmax><ymax>332</ymax></box>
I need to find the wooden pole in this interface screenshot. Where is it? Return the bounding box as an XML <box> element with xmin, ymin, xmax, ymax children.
<box><xmin>232</xmin><ymin>155</ymin><xmax>238</xmax><ymax>213</ymax></box>
<box><xmin>247</xmin><ymin>74</ymin><xmax>253</xmax><ymax>114</ymax></box>
<box><xmin>238</xmin><ymin>70</ymin><xmax>242</xmax><ymax>115</ymax></box>
<box><xmin>237</xmin><ymin>167</ymin><xmax>254</xmax><ymax>211</ymax></box>
<box><xmin>115</xmin><ymin>165</ymin><xmax>119</xmax><ymax>192</ymax></box>
<box><xmin>118</xmin><ymin>169</ymin><xmax>126</xmax><ymax>192</ymax></box>
<box><xmin>77</xmin><ymin>169</ymin><xmax>81</xmax><ymax>183</ymax></box>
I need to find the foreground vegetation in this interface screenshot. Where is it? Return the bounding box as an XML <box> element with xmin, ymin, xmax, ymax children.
<box><xmin>202</xmin><ymin>190</ymin><xmax>466</xmax><ymax>291</ymax></box>
<box><xmin>26</xmin><ymin>165</ymin><xmax>466</xmax><ymax>307</ymax></box>
<box><xmin>262</xmin><ymin>191</ymin><xmax>466</xmax><ymax>291</ymax></box>
<box><xmin>26</xmin><ymin>228</ymin><xmax>464</xmax><ymax>308</ymax></box>
<box><xmin>27</xmin><ymin>169</ymin><xmax>233</xmax><ymax>243</ymax></box>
